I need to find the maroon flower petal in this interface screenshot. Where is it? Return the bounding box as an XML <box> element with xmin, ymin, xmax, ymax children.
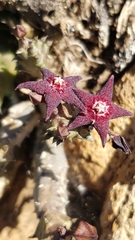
<box><xmin>40</xmin><ymin>68</ymin><xmax>56</xmax><ymax>80</ymax></box>
<box><xmin>111</xmin><ymin>135</ymin><xmax>131</xmax><ymax>154</ymax></box>
<box><xmin>94</xmin><ymin>119</ymin><xmax>109</xmax><ymax>147</ymax></box>
<box><xmin>69</xmin><ymin>75</ymin><xmax>132</xmax><ymax>148</ymax></box>
<box><xmin>15</xmin><ymin>80</ymin><xmax>46</xmax><ymax>95</ymax></box>
<box><xmin>16</xmin><ymin>68</ymin><xmax>85</xmax><ymax>121</ymax></box>
<box><xmin>96</xmin><ymin>75</ymin><xmax>114</xmax><ymax>100</ymax></box>
<box><xmin>111</xmin><ymin>103</ymin><xmax>132</xmax><ymax>119</ymax></box>
<box><xmin>64</xmin><ymin>75</ymin><xmax>82</xmax><ymax>85</ymax></box>
<box><xmin>44</xmin><ymin>93</ymin><xmax>61</xmax><ymax>120</ymax></box>
<box><xmin>68</xmin><ymin>114</ymin><xmax>92</xmax><ymax>130</ymax></box>
<box><xmin>73</xmin><ymin>88</ymin><xmax>93</xmax><ymax>104</ymax></box>
<box><xmin>63</xmin><ymin>90</ymin><xmax>86</xmax><ymax>112</ymax></box>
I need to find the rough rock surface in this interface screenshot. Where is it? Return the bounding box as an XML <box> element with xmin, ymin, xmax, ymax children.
<box><xmin>99</xmin><ymin>65</ymin><xmax>135</xmax><ymax>240</ymax></box>
<box><xmin>65</xmin><ymin>64</ymin><xmax>135</xmax><ymax>239</ymax></box>
<box><xmin>0</xmin><ymin>0</ymin><xmax>135</xmax><ymax>239</ymax></box>
<box><xmin>64</xmin><ymin>136</ymin><xmax>115</xmax><ymax>193</ymax></box>
<box><xmin>0</xmin><ymin>175</ymin><xmax>38</xmax><ymax>240</ymax></box>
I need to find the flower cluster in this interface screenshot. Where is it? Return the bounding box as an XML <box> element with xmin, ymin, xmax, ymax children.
<box><xmin>16</xmin><ymin>68</ymin><xmax>132</xmax><ymax>153</ymax></box>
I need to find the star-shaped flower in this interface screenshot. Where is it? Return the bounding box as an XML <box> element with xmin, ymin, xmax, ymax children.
<box><xmin>68</xmin><ymin>75</ymin><xmax>132</xmax><ymax>147</ymax></box>
<box><xmin>15</xmin><ymin>68</ymin><xmax>85</xmax><ymax>120</ymax></box>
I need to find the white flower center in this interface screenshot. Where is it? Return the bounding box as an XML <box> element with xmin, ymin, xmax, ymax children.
<box><xmin>92</xmin><ymin>100</ymin><xmax>109</xmax><ymax>116</ymax></box>
<box><xmin>53</xmin><ymin>76</ymin><xmax>65</xmax><ymax>86</ymax></box>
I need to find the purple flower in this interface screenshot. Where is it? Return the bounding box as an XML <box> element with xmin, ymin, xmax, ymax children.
<box><xmin>111</xmin><ymin>135</ymin><xmax>131</xmax><ymax>154</ymax></box>
<box><xmin>68</xmin><ymin>75</ymin><xmax>132</xmax><ymax>147</ymax></box>
<box><xmin>15</xmin><ymin>68</ymin><xmax>85</xmax><ymax>120</ymax></box>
